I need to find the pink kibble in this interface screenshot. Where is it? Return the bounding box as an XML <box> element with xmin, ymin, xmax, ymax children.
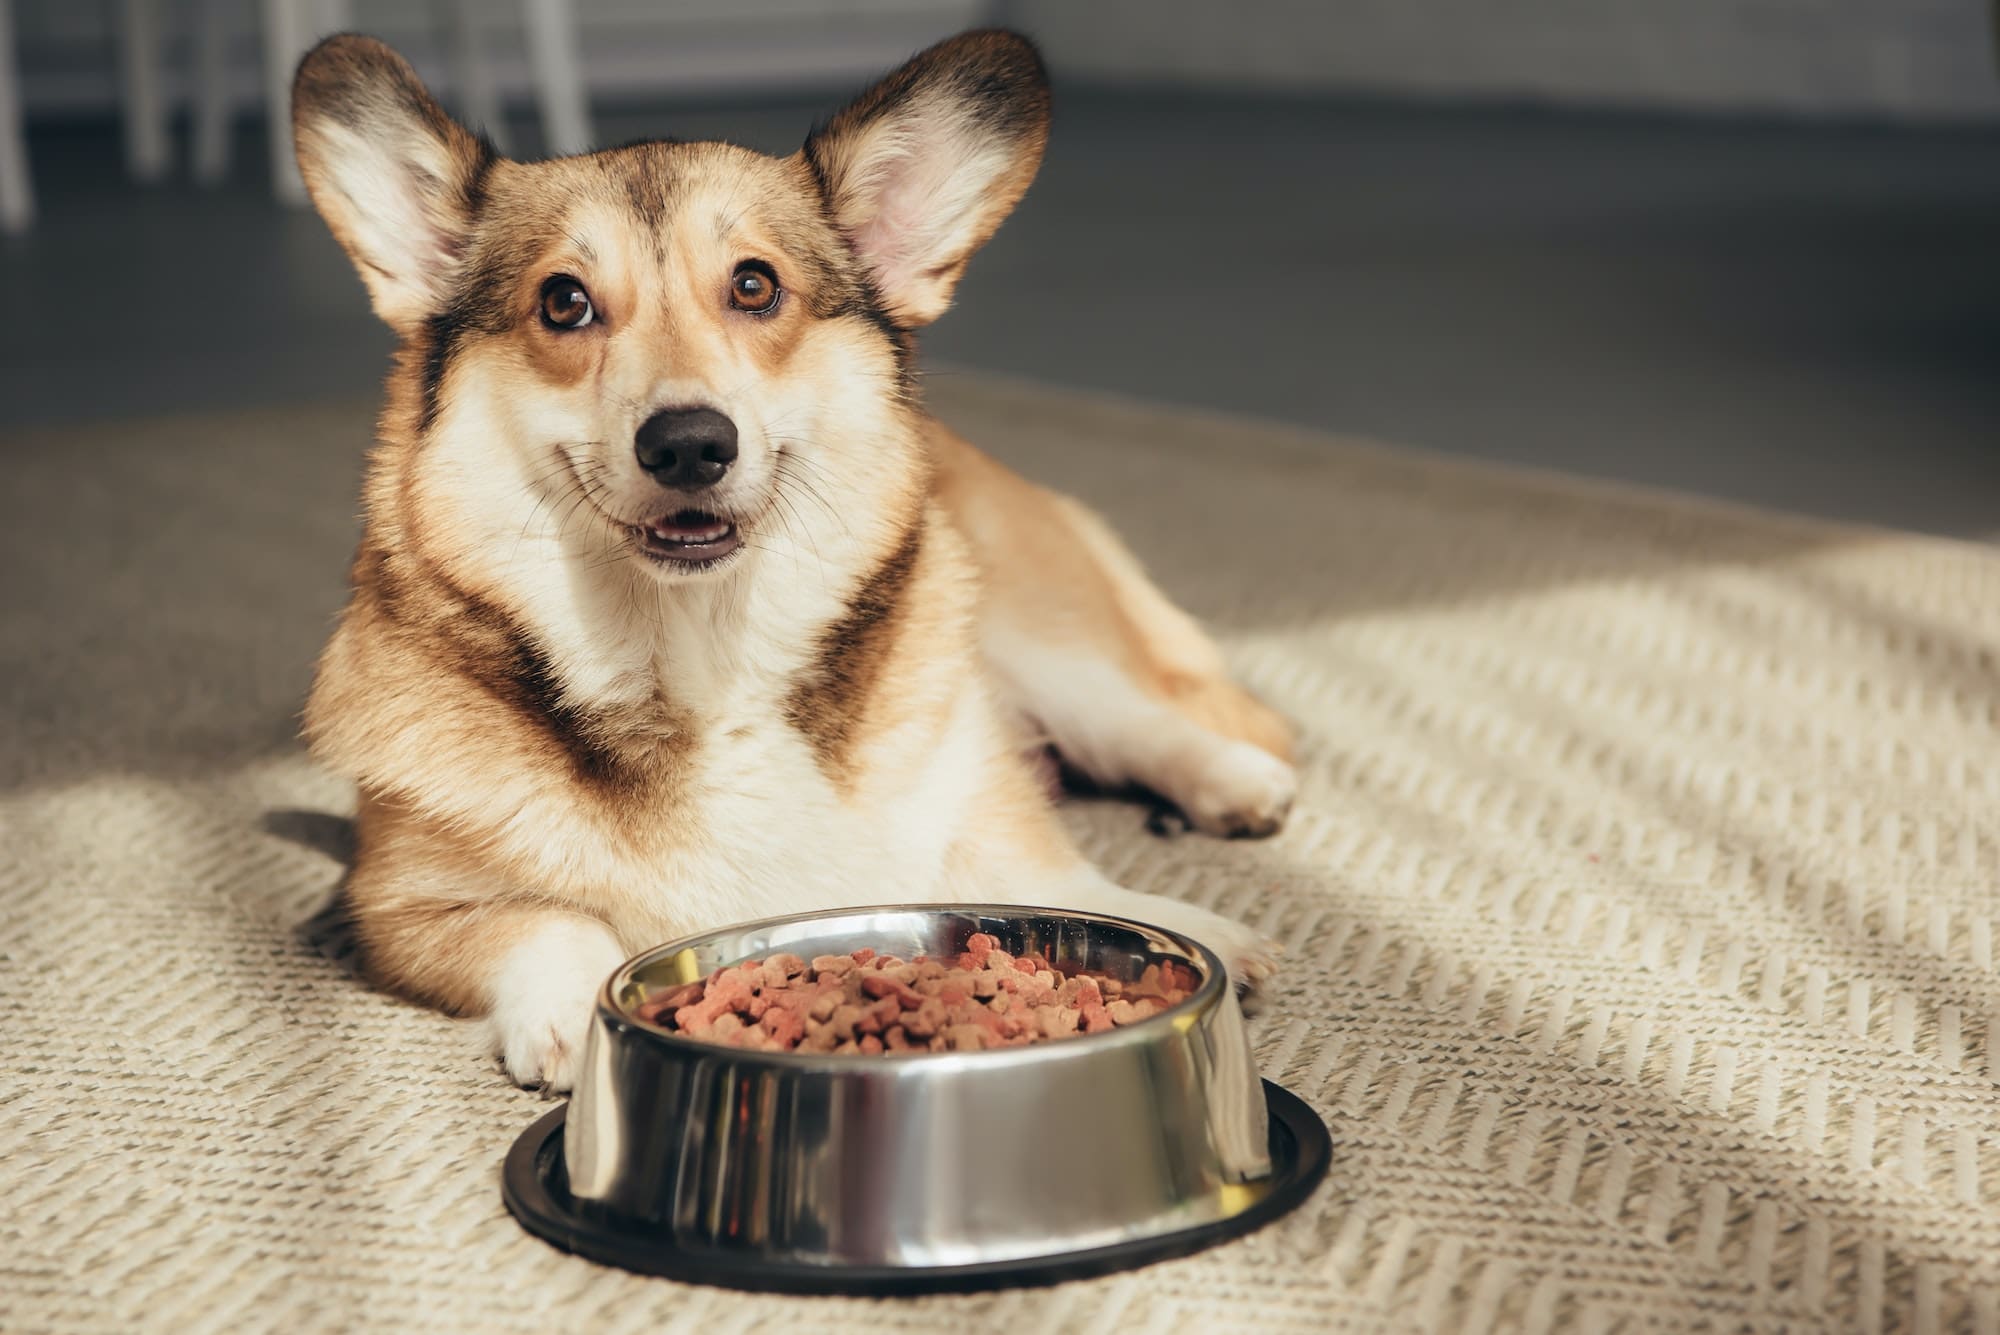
<box><xmin>860</xmin><ymin>973</ymin><xmax>924</xmax><ymax>1008</ymax></box>
<box><xmin>643</xmin><ymin>943</ymin><xmax>1197</xmax><ymax>1054</ymax></box>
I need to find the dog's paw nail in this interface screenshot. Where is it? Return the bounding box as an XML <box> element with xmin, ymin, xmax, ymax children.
<box><xmin>1231</xmin><ymin>937</ymin><xmax>1283</xmax><ymax>990</ymax></box>
<box><xmin>497</xmin><ymin>1021</ymin><xmax>586</xmax><ymax>1092</ymax></box>
<box><xmin>1195</xmin><ymin>920</ymin><xmax>1283</xmax><ymax>992</ymax></box>
<box><xmin>490</xmin><ymin>992</ymin><xmax>596</xmax><ymax>1091</ymax></box>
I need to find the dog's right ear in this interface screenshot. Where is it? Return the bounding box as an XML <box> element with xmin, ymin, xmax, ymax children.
<box><xmin>292</xmin><ymin>35</ymin><xmax>493</xmax><ymax>332</ymax></box>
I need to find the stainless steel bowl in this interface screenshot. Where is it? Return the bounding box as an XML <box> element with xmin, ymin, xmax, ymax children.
<box><xmin>504</xmin><ymin>905</ymin><xmax>1330</xmax><ymax>1292</ymax></box>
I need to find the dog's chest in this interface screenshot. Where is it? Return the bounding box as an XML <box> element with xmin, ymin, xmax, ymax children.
<box><xmin>539</xmin><ymin>568</ymin><xmax>989</xmax><ymax>940</ymax></box>
<box><xmin>577</xmin><ymin>685</ymin><xmax>987</xmax><ymax>942</ymax></box>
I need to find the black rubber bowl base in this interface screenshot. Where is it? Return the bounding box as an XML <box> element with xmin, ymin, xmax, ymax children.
<box><xmin>502</xmin><ymin>1080</ymin><xmax>1331</xmax><ymax>1296</ymax></box>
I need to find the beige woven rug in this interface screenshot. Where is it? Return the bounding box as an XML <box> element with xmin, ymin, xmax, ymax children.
<box><xmin>7</xmin><ymin>373</ymin><xmax>2000</xmax><ymax>1333</ymax></box>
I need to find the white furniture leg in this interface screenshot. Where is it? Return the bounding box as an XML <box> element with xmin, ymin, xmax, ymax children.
<box><xmin>118</xmin><ymin>0</ymin><xmax>171</xmax><ymax>182</ymax></box>
<box><xmin>521</xmin><ymin>0</ymin><xmax>590</xmax><ymax>156</ymax></box>
<box><xmin>261</xmin><ymin>0</ymin><xmax>309</xmax><ymax>203</ymax></box>
<box><xmin>445</xmin><ymin>0</ymin><xmax>508</xmax><ymax>152</ymax></box>
<box><xmin>261</xmin><ymin>0</ymin><xmax>348</xmax><ymax>204</ymax></box>
<box><xmin>192</xmin><ymin>0</ymin><xmax>234</xmax><ymax>183</ymax></box>
<box><xmin>0</xmin><ymin>0</ymin><xmax>30</xmax><ymax>232</ymax></box>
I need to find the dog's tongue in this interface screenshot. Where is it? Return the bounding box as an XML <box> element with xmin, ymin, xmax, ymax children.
<box><xmin>647</xmin><ymin>510</ymin><xmax>732</xmax><ymax>544</ymax></box>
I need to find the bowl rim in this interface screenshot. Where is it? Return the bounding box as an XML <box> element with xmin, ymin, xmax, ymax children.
<box><xmin>596</xmin><ymin>901</ymin><xmax>1232</xmax><ymax>1071</ymax></box>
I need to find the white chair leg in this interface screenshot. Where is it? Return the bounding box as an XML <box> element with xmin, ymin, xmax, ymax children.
<box><xmin>261</xmin><ymin>0</ymin><xmax>347</xmax><ymax>204</ymax></box>
<box><xmin>260</xmin><ymin>0</ymin><xmax>307</xmax><ymax>204</ymax></box>
<box><xmin>445</xmin><ymin>0</ymin><xmax>508</xmax><ymax>153</ymax></box>
<box><xmin>118</xmin><ymin>0</ymin><xmax>172</xmax><ymax>183</ymax></box>
<box><xmin>521</xmin><ymin>0</ymin><xmax>590</xmax><ymax>156</ymax></box>
<box><xmin>192</xmin><ymin>0</ymin><xmax>234</xmax><ymax>183</ymax></box>
<box><xmin>0</xmin><ymin>0</ymin><xmax>32</xmax><ymax>233</ymax></box>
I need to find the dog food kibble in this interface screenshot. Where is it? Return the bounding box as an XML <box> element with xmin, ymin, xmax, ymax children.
<box><xmin>631</xmin><ymin>934</ymin><xmax>1199</xmax><ymax>1054</ymax></box>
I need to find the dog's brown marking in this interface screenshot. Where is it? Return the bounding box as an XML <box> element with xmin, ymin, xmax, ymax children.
<box><xmin>612</xmin><ymin>142</ymin><xmax>676</xmax><ymax>225</ymax></box>
<box><xmin>355</xmin><ymin>533</ymin><xmax>689</xmax><ymax>803</ymax></box>
<box><xmin>786</xmin><ymin>518</ymin><xmax>925</xmax><ymax>781</ymax></box>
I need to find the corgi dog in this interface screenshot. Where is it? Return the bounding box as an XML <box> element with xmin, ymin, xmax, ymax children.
<box><xmin>292</xmin><ymin>30</ymin><xmax>1298</xmax><ymax>1089</ymax></box>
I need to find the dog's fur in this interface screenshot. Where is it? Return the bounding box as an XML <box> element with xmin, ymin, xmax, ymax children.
<box><xmin>293</xmin><ymin>30</ymin><xmax>1297</xmax><ymax>1089</ymax></box>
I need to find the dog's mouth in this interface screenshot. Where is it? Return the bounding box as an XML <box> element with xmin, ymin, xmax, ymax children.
<box><xmin>631</xmin><ymin>508</ymin><xmax>742</xmax><ymax>566</ymax></box>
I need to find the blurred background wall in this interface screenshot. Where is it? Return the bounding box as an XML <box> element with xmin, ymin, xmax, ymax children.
<box><xmin>13</xmin><ymin>0</ymin><xmax>1999</xmax><ymax>123</ymax></box>
<box><xmin>11</xmin><ymin>2</ymin><xmax>988</xmax><ymax>118</ymax></box>
<box><xmin>1009</xmin><ymin>0</ymin><xmax>2000</xmax><ymax>121</ymax></box>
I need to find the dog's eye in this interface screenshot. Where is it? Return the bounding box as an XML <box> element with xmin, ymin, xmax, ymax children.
<box><xmin>729</xmin><ymin>261</ymin><xmax>781</xmax><ymax>315</ymax></box>
<box><xmin>540</xmin><ymin>276</ymin><xmax>595</xmax><ymax>330</ymax></box>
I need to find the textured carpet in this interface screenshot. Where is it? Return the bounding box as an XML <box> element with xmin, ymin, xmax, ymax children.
<box><xmin>7</xmin><ymin>374</ymin><xmax>2000</xmax><ymax>1333</ymax></box>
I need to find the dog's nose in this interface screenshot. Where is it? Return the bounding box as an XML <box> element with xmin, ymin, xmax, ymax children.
<box><xmin>634</xmin><ymin>407</ymin><xmax>738</xmax><ymax>488</ymax></box>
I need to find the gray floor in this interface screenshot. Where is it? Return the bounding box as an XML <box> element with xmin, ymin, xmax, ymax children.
<box><xmin>4</xmin><ymin>89</ymin><xmax>1997</xmax><ymax>536</ymax></box>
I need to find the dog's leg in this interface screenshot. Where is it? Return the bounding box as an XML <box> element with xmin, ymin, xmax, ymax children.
<box><xmin>936</xmin><ymin>431</ymin><xmax>1298</xmax><ymax>837</ymax></box>
<box><xmin>346</xmin><ymin>796</ymin><xmax>625</xmax><ymax>1091</ymax></box>
<box><xmin>989</xmin><ymin>640</ymin><xmax>1298</xmax><ymax>838</ymax></box>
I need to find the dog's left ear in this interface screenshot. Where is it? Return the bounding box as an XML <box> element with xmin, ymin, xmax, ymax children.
<box><xmin>803</xmin><ymin>30</ymin><xmax>1050</xmax><ymax>328</ymax></box>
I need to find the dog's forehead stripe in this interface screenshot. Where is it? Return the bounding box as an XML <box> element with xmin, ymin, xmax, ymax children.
<box><xmin>618</xmin><ymin>145</ymin><xmax>673</xmax><ymax>222</ymax></box>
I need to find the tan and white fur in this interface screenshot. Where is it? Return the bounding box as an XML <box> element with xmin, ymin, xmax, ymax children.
<box><xmin>292</xmin><ymin>31</ymin><xmax>1297</xmax><ymax>1090</ymax></box>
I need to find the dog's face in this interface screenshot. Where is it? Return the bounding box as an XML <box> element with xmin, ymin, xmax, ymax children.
<box><xmin>293</xmin><ymin>33</ymin><xmax>1047</xmax><ymax>583</ymax></box>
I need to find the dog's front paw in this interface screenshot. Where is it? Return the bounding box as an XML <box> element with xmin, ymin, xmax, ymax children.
<box><xmin>1205</xmin><ymin>917</ymin><xmax>1283</xmax><ymax>991</ymax></box>
<box><xmin>1180</xmin><ymin>741</ymin><xmax>1297</xmax><ymax>839</ymax></box>
<box><xmin>1148</xmin><ymin>900</ymin><xmax>1283</xmax><ymax>992</ymax></box>
<box><xmin>1056</xmin><ymin>873</ymin><xmax>1282</xmax><ymax>993</ymax></box>
<box><xmin>484</xmin><ymin>918</ymin><xmax>627</xmax><ymax>1092</ymax></box>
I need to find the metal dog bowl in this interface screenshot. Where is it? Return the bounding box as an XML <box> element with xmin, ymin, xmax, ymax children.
<box><xmin>503</xmin><ymin>905</ymin><xmax>1330</xmax><ymax>1293</ymax></box>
